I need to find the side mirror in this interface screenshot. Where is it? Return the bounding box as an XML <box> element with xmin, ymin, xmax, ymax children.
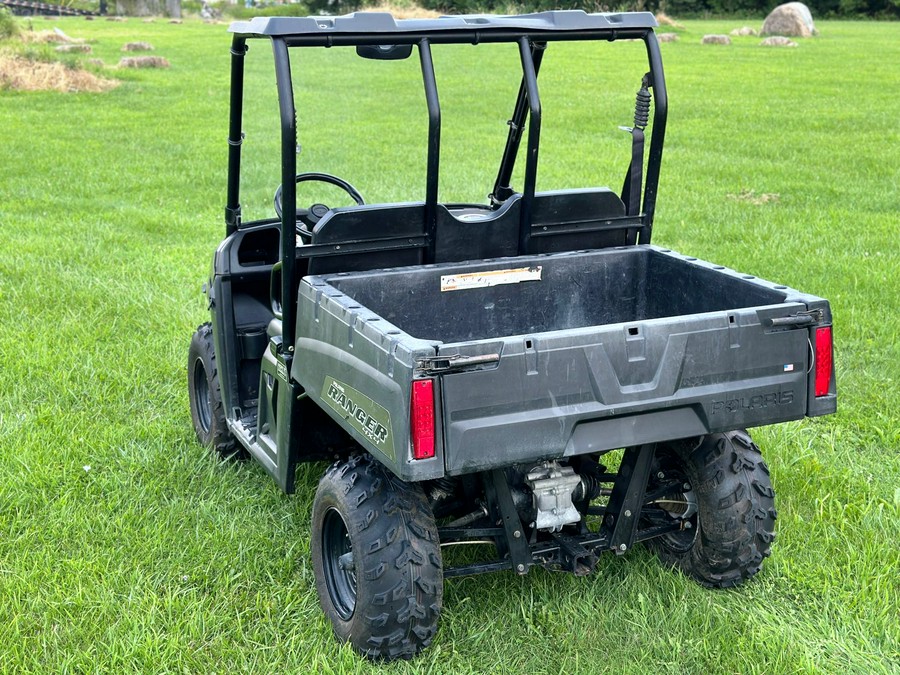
<box><xmin>356</xmin><ymin>44</ymin><xmax>413</xmax><ymax>60</ymax></box>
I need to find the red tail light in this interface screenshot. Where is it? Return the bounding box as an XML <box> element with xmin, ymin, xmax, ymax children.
<box><xmin>410</xmin><ymin>379</ymin><xmax>435</xmax><ymax>460</ymax></box>
<box><xmin>814</xmin><ymin>326</ymin><xmax>833</xmax><ymax>397</ymax></box>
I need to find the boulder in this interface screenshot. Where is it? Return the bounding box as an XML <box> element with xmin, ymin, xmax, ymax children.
<box><xmin>762</xmin><ymin>3</ymin><xmax>817</xmax><ymax>37</ymax></box>
<box><xmin>761</xmin><ymin>36</ymin><xmax>799</xmax><ymax>47</ymax></box>
<box><xmin>701</xmin><ymin>34</ymin><xmax>732</xmax><ymax>45</ymax></box>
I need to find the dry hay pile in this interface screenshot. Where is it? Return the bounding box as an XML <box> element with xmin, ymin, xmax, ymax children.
<box><xmin>365</xmin><ymin>3</ymin><xmax>441</xmax><ymax>18</ymax></box>
<box><xmin>0</xmin><ymin>55</ymin><xmax>118</xmax><ymax>92</ymax></box>
<box><xmin>122</xmin><ymin>41</ymin><xmax>153</xmax><ymax>51</ymax></box>
<box><xmin>655</xmin><ymin>12</ymin><xmax>685</xmax><ymax>29</ymax></box>
<box><xmin>55</xmin><ymin>43</ymin><xmax>92</xmax><ymax>53</ymax></box>
<box><xmin>21</xmin><ymin>29</ymin><xmax>85</xmax><ymax>45</ymax></box>
<box><xmin>119</xmin><ymin>55</ymin><xmax>169</xmax><ymax>68</ymax></box>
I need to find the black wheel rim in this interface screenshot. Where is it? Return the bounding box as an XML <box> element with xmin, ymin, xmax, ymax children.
<box><xmin>192</xmin><ymin>358</ymin><xmax>211</xmax><ymax>434</ymax></box>
<box><xmin>645</xmin><ymin>455</ymin><xmax>699</xmax><ymax>552</ymax></box>
<box><xmin>322</xmin><ymin>507</ymin><xmax>356</xmax><ymax>620</ymax></box>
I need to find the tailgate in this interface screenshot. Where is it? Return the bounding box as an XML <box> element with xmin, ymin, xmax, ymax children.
<box><xmin>437</xmin><ymin>303</ymin><xmax>816</xmax><ymax>475</ymax></box>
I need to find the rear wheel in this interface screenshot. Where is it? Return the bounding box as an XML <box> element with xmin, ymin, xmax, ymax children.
<box><xmin>643</xmin><ymin>430</ymin><xmax>777</xmax><ymax>588</ymax></box>
<box><xmin>188</xmin><ymin>323</ymin><xmax>242</xmax><ymax>458</ymax></box>
<box><xmin>311</xmin><ymin>454</ymin><xmax>443</xmax><ymax>660</ymax></box>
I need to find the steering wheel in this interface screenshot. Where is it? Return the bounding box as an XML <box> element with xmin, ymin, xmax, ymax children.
<box><xmin>274</xmin><ymin>172</ymin><xmax>365</xmax><ymax>241</ymax></box>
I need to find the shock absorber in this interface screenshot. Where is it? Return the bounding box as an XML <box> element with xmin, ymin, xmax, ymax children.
<box><xmin>622</xmin><ymin>72</ymin><xmax>653</xmax><ymax>217</ymax></box>
<box><xmin>633</xmin><ymin>74</ymin><xmax>652</xmax><ymax>130</ymax></box>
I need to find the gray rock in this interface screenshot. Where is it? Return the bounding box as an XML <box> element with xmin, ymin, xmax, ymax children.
<box><xmin>701</xmin><ymin>34</ymin><xmax>732</xmax><ymax>45</ymax></box>
<box><xmin>761</xmin><ymin>36</ymin><xmax>799</xmax><ymax>47</ymax></box>
<box><xmin>762</xmin><ymin>2</ymin><xmax>817</xmax><ymax>37</ymax></box>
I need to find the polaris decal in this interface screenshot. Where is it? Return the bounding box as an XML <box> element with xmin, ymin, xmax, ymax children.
<box><xmin>322</xmin><ymin>377</ymin><xmax>394</xmax><ymax>459</ymax></box>
<box><xmin>711</xmin><ymin>390</ymin><xmax>794</xmax><ymax>415</ymax></box>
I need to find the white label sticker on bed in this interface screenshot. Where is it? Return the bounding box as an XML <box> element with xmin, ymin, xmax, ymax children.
<box><xmin>440</xmin><ymin>266</ymin><xmax>542</xmax><ymax>292</ymax></box>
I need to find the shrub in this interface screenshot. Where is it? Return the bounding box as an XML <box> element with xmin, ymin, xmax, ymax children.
<box><xmin>0</xmin><ymin>8</ymin><xmax>20</xmax><ymax>41</ymax></box>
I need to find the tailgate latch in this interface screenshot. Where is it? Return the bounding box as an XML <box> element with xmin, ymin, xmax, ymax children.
<box><xmin>767</xmin><ymin>308</ymin><xmax>824</xmax><ymax>328</ymax></box>
<box><xmin>415</xmin><ymin>353</ymin><xmax>500</xmax><ymax>375</ymax></box>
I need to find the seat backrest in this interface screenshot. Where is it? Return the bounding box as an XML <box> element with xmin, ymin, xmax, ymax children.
<box><xmin>306</xmin><ymin>202</ymin><xmax>427</xmax><ymax>275</ymax></box>
<box><xmin>528</xmin><ymin>188</ymin><xmax>630</xmax><ymax>253</ymax></box>
<box><xmin>304</xmin><ymin>189</ymin><xmax>631</xmax><ymax>275</ymax></box>
<box><xmin>432</xmin><ymin>196</ymin><xmax>522</xmax><ymax>264</ymax></box>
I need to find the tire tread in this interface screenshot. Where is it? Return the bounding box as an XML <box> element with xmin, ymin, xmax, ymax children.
<box><xmin>312</xmin><ymin>454</ymin><xmax>442</xmax><ymax>661</ymax></box>
<box><xmin>648</xmin><ymin>430</ymin><xmax>777</xmax><ymax>589</ymax></box>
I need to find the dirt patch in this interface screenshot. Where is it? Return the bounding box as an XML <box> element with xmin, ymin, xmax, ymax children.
<box><xmin>0</xmin><ymin>55</ymin><xmax>118</xmax><ymax>92</ymax></box>
<box><xmin>728</xmin><ymin>189</ymin><xmax>780</xmax><ymax>205</ymax></box>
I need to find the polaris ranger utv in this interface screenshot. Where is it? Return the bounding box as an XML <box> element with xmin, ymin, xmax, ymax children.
<box><xmin>187</xmin><ymin>11</ymin><xmax>836</xmax><ymax>660</ymax></box>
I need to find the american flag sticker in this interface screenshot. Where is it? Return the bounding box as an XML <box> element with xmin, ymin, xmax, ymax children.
<box><xmin>784</xmin><ymin>364</ymin><xmax>794</xmax><ymax>372</ymax></box>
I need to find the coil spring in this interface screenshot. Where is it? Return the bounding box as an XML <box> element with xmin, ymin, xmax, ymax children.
<box><xmin>634</xmin><ymin>85</ymin><xmax>651</xmax><ymax>130</ymax></box>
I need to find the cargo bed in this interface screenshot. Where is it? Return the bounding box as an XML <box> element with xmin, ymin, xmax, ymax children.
<box><xmin>294</xmin><ymin>245</ymin><xmax>835</xmax><ymax>481</ymax></box>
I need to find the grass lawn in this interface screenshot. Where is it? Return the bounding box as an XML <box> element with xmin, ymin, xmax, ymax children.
<box><xmin>1</xmin><ymin>15</ymin><xmax>898</xmax><ymax>674</ymax></box>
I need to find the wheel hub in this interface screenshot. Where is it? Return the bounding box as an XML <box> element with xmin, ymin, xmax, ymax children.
<box><xmin>321</xmin><ymin>507</ymin><xmax>357</xmax><ymax>621</ymax></box>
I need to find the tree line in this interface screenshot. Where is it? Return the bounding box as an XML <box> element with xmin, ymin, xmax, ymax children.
<box><xmin>413</xmin><ymin>0</ymin><xmax>899</xmax><ymax>18</ymax></box>
<box><xmin>287</xmin><ymin>0</ymin><xmax>899</xmax><ymax>21</ymax></box>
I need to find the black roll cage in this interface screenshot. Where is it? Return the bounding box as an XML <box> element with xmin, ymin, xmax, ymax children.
<box><xmin>224</xmin><ymin>12</ymin><xmax>668</xmax><ymax>352</ymax></box>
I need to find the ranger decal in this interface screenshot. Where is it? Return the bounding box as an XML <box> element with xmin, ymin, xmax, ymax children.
<box><xmin>322</xmin><ymin>377</ymin><xmax>394</xmax><ymax>460</ymax></box>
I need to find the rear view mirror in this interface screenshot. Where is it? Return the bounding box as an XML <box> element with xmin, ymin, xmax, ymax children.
<box><xmin>356</xmin><ymin>44</ymin><xmax>413</xmax><ymax>60</ymax></box>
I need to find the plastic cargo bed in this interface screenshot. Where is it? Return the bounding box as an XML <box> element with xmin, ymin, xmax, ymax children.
<box><xmin>293</xmin><ymin>245</ymin><xmax>834</xmax><ymax>479</ymax></box>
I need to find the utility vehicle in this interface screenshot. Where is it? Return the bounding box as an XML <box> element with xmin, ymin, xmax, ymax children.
<box><xmin>188</xmin><ymin>11</ymin><xmax>836</xmax><ymax>660</ymax></box>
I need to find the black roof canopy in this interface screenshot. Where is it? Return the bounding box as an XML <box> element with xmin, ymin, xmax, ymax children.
<box><xmin>229</xmin><ymin>10</ymin><xmax>658</xmax><ymax>43</ymax></box>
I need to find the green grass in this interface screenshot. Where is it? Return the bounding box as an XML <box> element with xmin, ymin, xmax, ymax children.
<box><xmin>1</xmin><ymin>16</ymin><xmax>898</xmax><ymax>674</ymax></box>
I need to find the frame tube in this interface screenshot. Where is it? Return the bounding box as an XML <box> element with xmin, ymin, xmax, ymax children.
<box><xmin>225</xmin><ymin>36</ymin><xmax>247</xmax><ymax>235</ymax></box>
<box><xmin>639</xmin><ymin>31</ymin><xmax>667</xmax><ymax>244</ymax></box>
<box><xmin>517</xmin><ymin>37</ymin><xmax>542</xmax><ymax>255</ymax></box>
<box><xmin>418</xmin><ymin>39</ymin><xmax>441</xmax><ymax>263</ymax></box>
<box><xmin>273</xmin><ymin>38</ymin><xmax>297</xmax><ymax>350</ymax></box>
<box><xmin>491</xmin><ymin>41</ymin><xmax>545</xmax><ymax>206</ymax></box>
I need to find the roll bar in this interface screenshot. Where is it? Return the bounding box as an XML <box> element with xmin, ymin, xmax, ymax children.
<box><xmin>224</xmin><ymin>11</ymin><xmax>668</xmax><ymax>349</ymax></box>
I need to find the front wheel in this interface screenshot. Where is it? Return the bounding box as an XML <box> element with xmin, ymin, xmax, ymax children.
<box><xmin>642</xmin><ymin>430</ymin><xmax>777</xmax><ymax>588</ymax></box>
<box><xmin>187</xmin><ymin>323</ymin><xmax>242</xmax><ymax>458</ymax></box>
<box><xmin>311</xmin><ymin>454</ymin><xmax>443</xmax><ymax>660</ymax></box>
